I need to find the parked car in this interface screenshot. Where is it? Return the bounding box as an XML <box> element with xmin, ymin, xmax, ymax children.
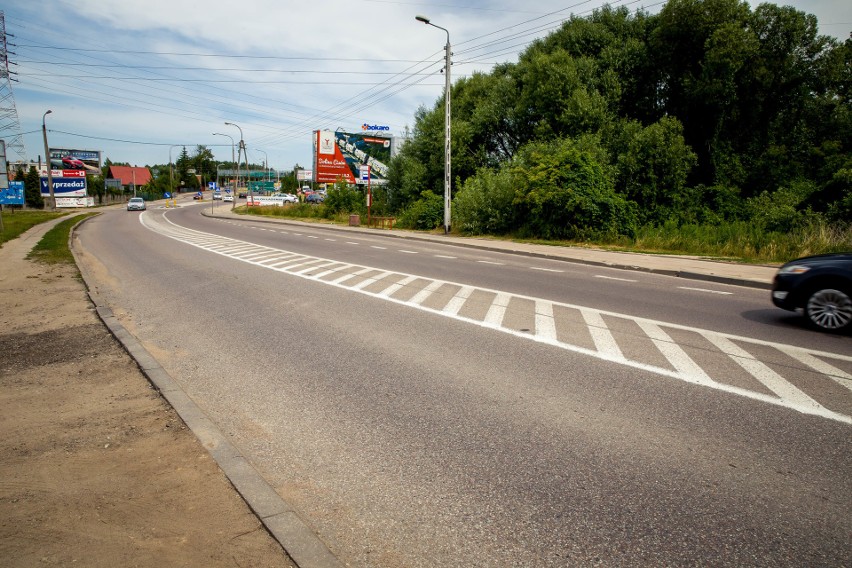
<box><xmin>771</xmin><ymin>253</ymin><xmax>852</xmax><ymax>332</ymax></box>
<box><xmin>280</xmin><ymin>193</ymin><xmax>297</xmax><ymax>203</ymax></box>
<box><xmin>126</xmin><ymin>197</ymin><xmax>146</xmax><ymax>211</ymax></box>
<box><xmin>223</xmin><ymin>195</ymin><xmax>234</xmax><ymax>202</ymax></box>
<box><xmin>305</xmin><ymin>192</ymin><xmax>324</xmax><ymax>204</ymax></box>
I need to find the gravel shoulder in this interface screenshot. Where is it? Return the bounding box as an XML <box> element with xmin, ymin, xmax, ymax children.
<box><xmin>0</xmin><ymin>216</ymin><xmax>295</xmax><ymax>567</ymax></box>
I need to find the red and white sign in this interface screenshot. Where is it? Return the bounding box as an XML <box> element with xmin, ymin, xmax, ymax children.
<box><xmin>314</xmin><ymin>130</ymin><xmax>355</xmax><ymax>184</ymax></box>
<box><xmin>39</xmin><ymin>168</ymin><xmax>88</xmax><ymax>178</ymax></box>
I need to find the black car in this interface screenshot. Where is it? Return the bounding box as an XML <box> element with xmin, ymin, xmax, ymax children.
<box><xmin>771</xmin><ymin>253</ymin><xmax>852</xmax><ymax>332</ymax></box>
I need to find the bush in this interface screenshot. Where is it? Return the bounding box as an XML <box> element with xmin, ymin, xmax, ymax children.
<box><xmin>324</xmin><ymin>185</ymin><xmax>366</xmax><ymax>216</ymax></box>
<box><xmin>396</xmin><ymin>190</ymin><xmax>444</xmax><ymax>230</ymax></box>
<box><xmin>454</xmin><ymin>168</ymin><xmax>517</xmax><ymax>235</ymax></box>
<box><xmin>511</xmin><ymin>137</ymin><xmax>637</xmax><ymax>240</ymax></box>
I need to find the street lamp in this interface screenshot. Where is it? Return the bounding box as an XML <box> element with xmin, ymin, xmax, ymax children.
<box><xmin>255</xmin><ymin>149</ymin><xmax>269</xmax><ymax>191</ymax></box>
<box><xmin>225</xmin><ymin>122</ymin><xmax>245</xmax><ymax>208</ymax></box>
<box><xmin>416</xmin><ymin>14</ymin><xmax>452</xmax><ymax>233</ymax></box>
<box><xmin>213</xmin><ymin>132</ymin><xmax>236</xmax><ymax>207</ymax></box>
<box><xmin>41</xmin><ymin>110</ymin><xmax>55</xmax><ymax>210</ymax></box>
<box><xmin>169</xmin><ymin>144</ymin><xmax>183</xmax><ymax>201</ymax></box>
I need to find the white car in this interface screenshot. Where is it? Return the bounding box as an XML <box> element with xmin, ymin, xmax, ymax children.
<box><xmin>282</xmin><ymin>193</ymin><xmax>298</xmax><ymax>203</ymax></box>
<box><xmin>126</xmin><ymin>197</ymin><xmax>146</xmax><ymax>211</ymax></box>
<box><xmin>212</xmin><ymin>192</ymin><xmax>223</xmax><ymax>200</ymax></box>
<box><xmin>223</xmin><ymin>195</ymin><xmax>234</xmax><ymax>202</ymax></box>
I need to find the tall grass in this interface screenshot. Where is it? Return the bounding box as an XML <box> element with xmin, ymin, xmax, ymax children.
<box><xmin>603</xmin><ymin>220</ymin><xmax>852</xmax><ymax>263</ymax></box>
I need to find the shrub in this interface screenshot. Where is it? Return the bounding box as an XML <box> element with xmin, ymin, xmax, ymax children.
<box><xmin>396</xmin><ymin>190</ymin><xmax>444</xmax><ymax>230</ymax></box>
<box><xmin>454</xmin><ymin>168</ymin><xmax>517</xmax><ymax>235</ymax></box>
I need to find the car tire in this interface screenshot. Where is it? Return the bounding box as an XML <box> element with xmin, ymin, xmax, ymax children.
<box><xmin>804</xmin><ymin>286</ymin><xmax>852</xmax><ymax>332</ymax></box>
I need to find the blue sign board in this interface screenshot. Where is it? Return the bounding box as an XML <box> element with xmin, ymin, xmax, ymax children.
<box><xmin>164</xmin><ymin>192</ymin><xmax>171</xmax><ymax>199</ymax></box>
<box><xmin>1</xmin><ymin>181</ymin><xmax>25</xmax><ymax>205</ymax></box>
<box><xmin>40</xmin><ymin>177</ymin><xmax>88</xmax><ymax>197</ymax></box>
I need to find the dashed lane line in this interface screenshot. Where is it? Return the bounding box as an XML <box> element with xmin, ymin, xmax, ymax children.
<box><xmin>142</xmin><ymin>212</ymin><xmax>852</xmax><ymax>424</ymax></box>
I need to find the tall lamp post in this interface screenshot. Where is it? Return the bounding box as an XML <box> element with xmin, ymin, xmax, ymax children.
<box><xmin>169</xmin><ymin>144</ymin><xmax>183</xmax><ymax>201</ymax></box>
<box><xmin>255</xmin><ymin>149</ymin><xmax>269</xmax><ymax>192</ymax></box>
<box><xmin>41</xmin><ymin>110</ymin><xmax>55</xmax><ymax>210</ymax></box>
<box><xmin>416</xmin><ymin>14</ymin><xmax>452</xmax><ymax>234</ymax></box>
<box><xmin>213</xmin><ymin>132</ymin><xmax>236</xmax><ymax>207</ymax></box>
<box><xmin>225</xmin><ymin>122</ymin><xmax>245</xmax><ymax>208</ymax></box>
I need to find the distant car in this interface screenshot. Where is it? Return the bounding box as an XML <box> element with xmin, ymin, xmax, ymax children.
<box><xmin>126</xmin><ymin>197</ymin><xmax>146</xmax><ymax>211</ymax></box>
<box><xmin>771</xmin><ymin>253</ymin><xmax>852</xmax><ymax>332</ymax></box>
<box><xmin>62</xmin><ymin>156</ymin><xmax>86</xmax><ymax>170</ymax></box>
<box><xmin>213</xmin><ymin>192</ymin><xmax>222</xmax><ymax>200</ymax></box>
<box><xmin>278</xmin><ymin>193</ymin><xmax>297</xmax><ymax>203</ymax></box>
<box><xmin>238</xmin><ymin>192</ymin><xmax>247</xmax><ymax>199</ymax></box>
<box><xmin>305</xmin><ymin>192</ymin><xmax>324</xmax><ymax>204</ymax></box>
<box><xmin>193</xmin><ymin>192</ymin><xmax>203</xmax><ymax>200</ymax></box>
<box><xmin>223</xmin><ymin>195</ymin><xmax>234</xmax><ymax>202</ymax></box>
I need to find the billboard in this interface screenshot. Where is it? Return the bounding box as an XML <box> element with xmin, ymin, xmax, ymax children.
<box><xmin>41</xmin><ymin>176</ymin><xmax>88</xmax><ymax>197</ymax></box>
<box><xmin>313</xmin><ymin>130</ymin><xmax>393</xmax><ymax>185</ymax></box>
<box><xmin>49</xmin><ymin>148</ymin><xmax>102</xmax><ymax>174</ymax></box>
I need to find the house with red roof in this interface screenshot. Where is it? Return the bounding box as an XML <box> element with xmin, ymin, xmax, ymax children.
<box><xmin>107</xmin><ymin>166</ymin><xmax>152</xmax><ymax>190</ymax></box>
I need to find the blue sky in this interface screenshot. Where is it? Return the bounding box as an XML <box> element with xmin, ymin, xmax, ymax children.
<box><xmin>4</xmin><ymin>1</ymin><xmax>850</xmax><ymax>173</ymax></box>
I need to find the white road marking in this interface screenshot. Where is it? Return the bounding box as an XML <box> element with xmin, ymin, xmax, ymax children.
<box><xmin>398</xmin><ymin>250</ymin><xmax>418</xmax><ymax>254</ymax></box>
<box><xmin>371</xmin><ymin>246</ymin><xmax>387</xmax><ymax>250</ymax></box>
<box><xmin>484</xmin><ymin>293</ymin><xmax>512</xmax><ymax>328</ymax></box>
<box><xmin>679</xmin><ymin>287</ymin><xmax>733</xmax><ymax>295</ymax></box>
<box><xmin>530</xmin><ymin>267</ymin><xmax>564</xmax><ymax>273</ymax></box>
<box><xmin>434</xmin><ymin>255</ymin><xmax>456</xmax><ymax>259</ymax></box>
<box><xmin>594</xmin><ymin>275</ymin><xmax>637</xmax><ymax>282</ymax></box>
<box><xmin>477</xmin><ymin>260</ymin><xmax>504</xmax><ymax>265</ymax></box>
<box><xmin>142</xmin><ymin>212</ymin><xmax>852</xmax><ymax>425</ymax></box>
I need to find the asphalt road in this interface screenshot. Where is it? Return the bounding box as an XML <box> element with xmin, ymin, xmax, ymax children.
<box><xmin>75</xmin><ymin>202</ymin><xmax>851</xmax><ymax>567</ymax></box>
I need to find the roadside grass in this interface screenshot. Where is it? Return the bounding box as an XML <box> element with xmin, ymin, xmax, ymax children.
<box><xmin>232</xmin><ymin>205</ymin><xmax>851</xmax><ymax>264</ymax></box>
<box><xmin>27</xmin><ymin>213</ymin><xmax>99</xmax><ymax>265</ymax></box>
<box><xmin>0</xmin><ymin>210</ymin><xmax>68</xmax><ymax>247</ymax></box>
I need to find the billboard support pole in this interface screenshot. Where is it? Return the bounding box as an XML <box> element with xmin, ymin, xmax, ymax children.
<box><xmin>42</xmin><ymin>110</ymin><xmax>55</xmax><ymax>211</ymax></box>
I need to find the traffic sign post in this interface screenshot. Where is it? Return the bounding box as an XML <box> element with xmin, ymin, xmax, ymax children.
<box><xmin>360</xmin><ymin>165</ymin><xmax>372</xmax><ymax>224</ymax></box>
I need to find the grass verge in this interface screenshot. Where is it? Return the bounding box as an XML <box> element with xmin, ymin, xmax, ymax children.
<box><xmin>27</xmin><ymin>213</ymin><xmax>99</xmax><ymax>265</ymax></box>
<box><xmin>0</xmin><ymin>210</ymin><xmax>68</xmax><ymax>247</ymax></box>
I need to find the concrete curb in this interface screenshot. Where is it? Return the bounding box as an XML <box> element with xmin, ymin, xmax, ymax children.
<box><xmin>201</xmin><ymin>207</ymin><xmax>775</xmax><ymax>291</ymax></box>
<box><xmin>71</xmin><ymin>216</ymin><xmax>344</xmax><ymax>568</ymax></box>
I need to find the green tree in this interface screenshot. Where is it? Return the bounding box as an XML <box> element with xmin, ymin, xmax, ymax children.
<box><xmin>24</xmin><ymin>166</ymin><xmax>43</xmax><ymax>208</ymax></box>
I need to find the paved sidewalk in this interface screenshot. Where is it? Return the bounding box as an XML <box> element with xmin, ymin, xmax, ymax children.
<box><xmin>201</xmin><ymin>205</ymin><xmax>778</xmax><ymax>290</ymax></box>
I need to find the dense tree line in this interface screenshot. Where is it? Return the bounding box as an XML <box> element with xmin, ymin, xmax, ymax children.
<box><xmin>384</xmin><ymin>0</ymin><xmax>851</xmax><ymax>246</ymax></box>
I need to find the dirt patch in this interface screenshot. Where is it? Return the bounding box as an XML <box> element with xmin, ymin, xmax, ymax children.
<box><xmin>0</xmin><ymin>228</ymin><xmax>295</xmax><ymax>566</ymax></box>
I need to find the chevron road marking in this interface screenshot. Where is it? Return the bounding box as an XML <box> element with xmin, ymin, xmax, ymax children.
<box><xmin>139</xmin><ymin>212</ymin><xmax>852</xmax><ymax>424</ymax></box>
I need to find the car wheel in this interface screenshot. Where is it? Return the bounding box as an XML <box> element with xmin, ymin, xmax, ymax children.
<box><xmin>805</xmin><ymin>287</ymin><xmax>852</xmax><ymax>332</ymax></box>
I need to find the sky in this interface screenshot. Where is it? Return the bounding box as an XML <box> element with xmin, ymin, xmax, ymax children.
<box><xmin>3</xmin><ymin>0</ymin><xmax>850</xmax><ymax>174</ymax></box>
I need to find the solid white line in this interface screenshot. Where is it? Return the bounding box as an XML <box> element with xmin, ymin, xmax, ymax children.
<box><xmin>443</xmin><ymin>286</ymin><xmax>475</xmax><ymax>316</ymax></box>
<box><xmin>484</xmin><ymin>292</ymin><xmax>512</xmax><ymax>328</ymax></box>
<box><xmin>678</xmin><ymin>286</ymin><xmax>733</xmax><ymax>295</ymax></box>
<box><xmin>535</xmin><ymin>300</ymin><xmax>557</xmax><ymax>342</ymax></box>
<box><xmin>581</xmin><ymin>309</ymin><xmax>624</xmax><ymax>360</ymax></box>
<box><xmin>408</xmin><ymin>280</ymin><xmax>445</xmax><ymax>306</ymax></box>
<box><xmin>378</xmin><ymin>275</ymin><xmax>418</xmax><ymax>298</ymax></box>
<box><xmin>594</xmin><ymin>275</ymin><xmax>637</xmax><ymax>282</ymax></box>
<box><xmin>352</xmin><ymin>271</ymin><xmax>393</xmax><ymax>290</ymax></box>
<box><xmin>636</xmin><ymin>321</ymin><xmax>715</xmax><ymax>386</ymax></box>
<box><xmin>777</xmin><ymin>350</ymin><xmax>852</xmax><ymax>393</ymax></box>
<box><xmin>703</xmin><ymin>334</ymin><xmax>826</xmax><ymax>410</ymax></box>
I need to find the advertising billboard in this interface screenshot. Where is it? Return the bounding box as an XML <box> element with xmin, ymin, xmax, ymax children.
<box><xmin>49</xmin><ymin>148</ymin><xmax>102</xmax><ymax>174</ymax></box>
<box><xmin>41</xmin><ymin>176</ymin><xmax>88</xmax><ymax>197</ymax></box>
<box><xmin>313</xmin><ymin>130</ymin><xmax>393</xmax><ymax>185</ymax></box>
